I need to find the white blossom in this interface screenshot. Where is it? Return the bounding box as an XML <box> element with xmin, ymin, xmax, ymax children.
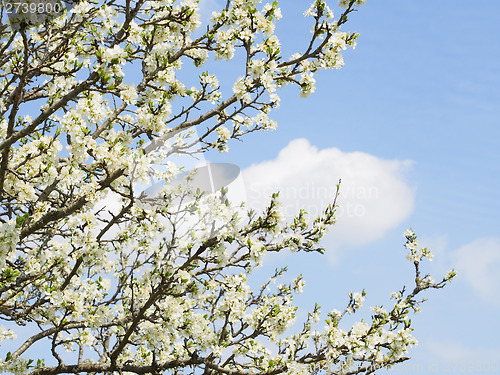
<box><xmin>0</xmin><ymin>2</ymin><xmax>454</xmax><ymax>374</ymax></box>
<box><xmin>120</xmin><ymin>83</ymin><xmax>139</xmax><ymax>104</ymax></box>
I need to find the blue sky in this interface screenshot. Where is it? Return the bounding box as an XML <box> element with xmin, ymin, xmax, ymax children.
<box><xmin>2</xmin><ymin>1</ymin><xmax>498</xmax><ymax>373</ymax></box>
<box><xmin>203</xmin><ymin>1</ymin><xmax>500</xmax><ymax>374</ymax></box>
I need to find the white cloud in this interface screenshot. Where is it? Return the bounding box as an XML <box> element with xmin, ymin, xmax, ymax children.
<box><xmin>452</xmin><ymin>237</ymin><xmax>500</xmax><ymax>306</ymax></box>
<box><xmin>241</xmin><ymin>138</ymin><xmax>415</xmax><ymax>249</ymax></box>
<box><xmin>95</xmin><ymin>138</ymin><xmax>416</xmax><ymax>263</ymax></box>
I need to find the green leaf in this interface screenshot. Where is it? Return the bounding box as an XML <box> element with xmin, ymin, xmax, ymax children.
<box><xmin>16</xmin><ymin>213</ymin><xmax>30</xmax><ymax>228</ymax></box>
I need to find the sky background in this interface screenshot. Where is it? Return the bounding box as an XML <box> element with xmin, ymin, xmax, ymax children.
<box><xmin>2</xmin><ymin>1</ymin><xmax>498</xmax><ymax>373</ymax></box>
<box><xmin>201</xmin><ymin>1</ymin><xmax>500</xmax><ymax>374</ymax></box>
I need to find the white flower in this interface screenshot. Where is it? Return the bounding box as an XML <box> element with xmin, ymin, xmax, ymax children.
<box><xmin>177</xmin><ymin>270</ymin><xmax>191</xmax><ymax>283</ymax></box>
<box><xmin>217</xmin><ymin>126</ymin><xmax>231</xmax><ymax>142</ymax></box>
<box><xmin>71</xmin><ymin>1</ymin><xmax>92</xmax><ymax>15</ymax></box>
<box><xmin>0</xmin><ymin>220</ymin><xmax>19</xmax><ymax>270</ymax></box>
<box><xmin>200</xmin><ymin>73</ymin><xmax>219</xmax><ymax>89</ymax></box>
<box><xmin>128</xmin><ymin>20</ymin><xmax>142</xmax><ymax>43</ymax></box>
<box><xmin>370</xmin><ymin>305</ymin><xmax>388</xmax><ymax>315</ymax></box>
<box><xmin>120</xmin><ymin>84</ymin><xmax>138</xmax><ymax>104</ymax></box>
<box><xmin>425</xmin><ymin>249</ymin><xmax>434</xmax><ymax>261</ymax></box>
<box><xmin>390</xmin><ymin>291</ymin><xmax>402</xmax><ymax>300</ymax></box>
<box><xmin>299</xmin><ymin>71</ymin><xmax>316</xmax><ymax>98</ymax></box>
<box><xmin>102</xmin><ymin>45</ymin><xmax>127</xmax><ymax>64</ymax></box>
<box><xmin>233</xmin><ymin>77</ymin><xmax>250</xmax><ymax>102</ymax></box>
<box><xmin>351</xmin><ymin>321</ymin><xmax>369</xmax><ymax>337</ymax></box>
<box><xmin>339</xmin><ymin>0</ymin><xmax>367</xmax><ymax>8</ymax></box>
<box><xmin>351</xmin><ymin>291</ymin><xmax>365</xmax><ymax>309</ymax></box>
<box><xmin>446</xmin><ymin>269</ymin><xmax>457</xmax><ymax>281</ymax></box>
<box><xmin>403</xmin><ymin>229</ymin><xmax>414</xmax><ymax>237</ymax></box>
<box><xmin>422</xmin><ymin>276</ymin><xmax>435</xmax><ymax>287</ymax></box>
<box><xmin>249</xmin><ymin>59</ymin><xmax>266</xmax><ymax>78</ymax></box>
<box><xmin>0</xmin><ymin>326</ymin><xmax>16</xmax><ymax>341</ymax></box>
<box><xmin>405</xmin><ymin>240</ymin><xmax>418</xmax><ymax>250</ymax></box>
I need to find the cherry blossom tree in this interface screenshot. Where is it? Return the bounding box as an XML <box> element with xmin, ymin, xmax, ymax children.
<box><xmin>0</xmin><ymin>0</ymin><xmax>455</xmax><ymax>374</ymax></box>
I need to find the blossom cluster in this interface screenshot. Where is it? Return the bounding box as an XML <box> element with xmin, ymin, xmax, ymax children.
<box><xmin>0</xmin><ymin>1</ymin><xmax>456</xmax><ymax>375</ymax></box>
